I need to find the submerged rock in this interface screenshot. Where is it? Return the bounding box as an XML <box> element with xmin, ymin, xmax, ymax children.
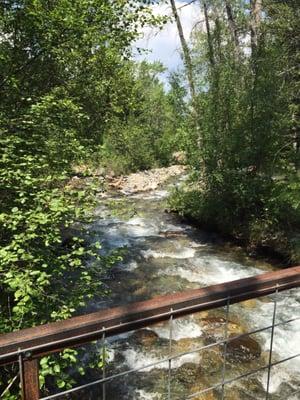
<box><xmin>173</xmin><ymin>363</ymin><xmax>217</xmax><ymax>399</ymax></box>
<box><xmin>200</xmin><ymin>348</ymin><xmax>224</xmax><ymax>374</ymax></box>
<box><xmin>197</xmin><ymin>316</ymin><xmax>246</xmax><ymax>338</ymax></box>
<box><xmin>174</xmin><ymin>363</ymin><xmax>198</xmax><ymax>386</ymax></box>
<box><xmin>239</xmin><ymin>299</ymin><xmax>258</xmax><ymax>309</ymax></box>
<box><xmin>189</xmin><ymin>383</ymin><xmax>216</xmax><ymax>400</ymax></box>
<box><xmin>159</xmin><ymin>230</ymin><xmax>186</xmax><ymax>238</ymax></box>
<box><xmin>132</xmin><ymin>286</ymin><xmax>148</xmax><ymax>297</ymax></box>
<box><xmin>226</xmin><ymin>335</ymin><xmax>261</xmax><ymax>361</ymax></box>
<box><xmin>172</xmin><ymin>337</ymin><xmax>203</xmax><ymax>354</ymax></box>
<box><xmin>224</xmin><ymin>389</ymin><xmax>242</xmax><ymax>400</ymax></box>
<box><xmin>131</xmin><ymin>329</ymin><xmax>159</xmax><ymax>347</ymax></box>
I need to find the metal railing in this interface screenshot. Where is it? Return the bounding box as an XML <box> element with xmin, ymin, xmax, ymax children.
<box><xmin>0</xmin><ymin>266</ymin><xmax>300</xmax><ymax>399</ymax></box>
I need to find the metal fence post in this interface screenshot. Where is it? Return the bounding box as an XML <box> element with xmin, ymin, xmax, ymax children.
<box><xmin>19</xmin><ymin>353</ymin><xmax>40</xmax><ymax>400</ymax></box>
<box><xmin>102</xmin><ymin>330</ymin><xmax>106</xmax><ymax>400</ymax></box>
<box><xmin>168</xmin><ymin>309</ymin><xmax>173</xmax><ymax>400</ymax></box>
<box><xmin>221</xmin><ymin>297</ymin><xmax>230</xmax><ymax>399</ymax></box>
<box><xmin>265</xmin><ymin>287</ymin><xmax>278</xmax><ymax>399</ymax></box>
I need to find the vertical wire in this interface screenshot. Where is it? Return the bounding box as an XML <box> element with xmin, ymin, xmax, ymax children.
<box><xmin>265</xmin><ymin>286</ymin><xmax>278</xmax><ymax>399</ymax></box>
<box><xmin>102</xmin><ymin>330</ymin><xmax>106</xmax><ymax>400</ymax></box>
<box><xmin>168</xmin><ymin>308</ymin><xmax>173</xmax><ymax>400</ymax></box>
<box><xmin>221</xmin><ymin>297</ymin><xmax>230</xmax><ymax>400</ymax></box>
<box><xmin>18</xmin><ymin>349</ymin><xmax>25</xmax><ymax>400</ymax></box>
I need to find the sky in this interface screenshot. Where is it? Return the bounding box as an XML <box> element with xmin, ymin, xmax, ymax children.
<box><xmin>134</xmin><ymin>1</ymin><xmax>200</xmax><ymax>78</ymax></box>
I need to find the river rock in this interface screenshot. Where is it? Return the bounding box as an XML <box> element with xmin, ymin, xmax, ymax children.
<box><xmin>131</xmin><ymin>329</ymin><xmax>159</xmax><ymax>347</ymax></box>
<box><xmin>194</xmin><ymin>311</ymin><xmax>209</xmax><ymax>320</ymax></box>
<box><xmin>172</xmin><ymin>151</ymin><xmax>186</xmax><ymax>164</ymax></box>
<box><xmin>159</xmin><ymin>230</ymin><xmax>186</xmax><ymax>238</ymax></box>
<box><xmin>133</xmin><ymin>287</ymin><xmax>148</xmax><ymax>297</ymax></box>
<box><xmin>113</xmin><ymin>165</ymin><xmax>186</xmax><ymax>194</ymax></box>
<box><xmin>189</xmin><ymin>374</ymin><xmax>242</xmax><ymax>400</ymax></box>
<box><xmin>240</xmin><ymin>299</ymin><xmax>257</xmax><ymax>309</ymax></box>
<box><xmin>109</xmin><ymin>176</ymin><xmax>125</xmax><ymax>189</ymax></box>
<box><xmin>174</xmin><ymin>363</ymin><xmax>198</xmax><ymax>386</ymax></box>
<box><xmin>224</xmin><ymin>390</ymin><xmax>242</xmax><ymax>400</ymax></box>
<box><xmin>226</xmin><ymin>335</ymin><xmax>261</xmax><ymax>361</ymax></box>
<box><xmin>198</xmin><ymin>316</ymin><xmax>246</xmax><ymax>338</ymax></box>
<box><xmin>189</xmin><ymin>383</ymin><xmax>216</xmax><ymax>400</ymax></box>
<box><xmin>200</xmin><ymin>348</ymin><xmax>224</xmax><ymax>374</ymax></box>
<box><xmin>173</xmin><ymin>338</ymin><xmax>202</xmax><ymax>354</ymax></box>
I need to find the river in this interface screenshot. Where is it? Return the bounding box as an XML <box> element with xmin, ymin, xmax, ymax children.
<box><xmin>65</xmin><ymin>174</ymin><xmax>300</xmax><ymax>399</ymax></box>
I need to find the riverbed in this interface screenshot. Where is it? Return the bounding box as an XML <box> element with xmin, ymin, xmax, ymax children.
<box><xmin>66</xmin><ymin>174</ymin><xmax>300</xmax><ymax>399</ymax></box>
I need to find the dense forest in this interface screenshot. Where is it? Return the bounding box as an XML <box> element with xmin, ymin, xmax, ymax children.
<box><xmin>0</xmin><ymin>0</ymin><xmax>299</xmax><ymax>397</ymax></box>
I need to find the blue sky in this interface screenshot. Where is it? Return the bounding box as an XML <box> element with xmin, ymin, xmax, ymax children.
<box><xmin>134</xmin><ymin>1</ymin><xmax>201</xmax><ymax>76</ymax></box>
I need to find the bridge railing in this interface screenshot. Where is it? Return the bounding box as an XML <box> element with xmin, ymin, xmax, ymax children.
<box><xmin>0</xmin><ymin>266</ymin><xmax>300</xmax><ymax>399</ymax></box>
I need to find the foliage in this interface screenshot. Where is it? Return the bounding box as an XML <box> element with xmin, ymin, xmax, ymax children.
<box><xmin>0</xmin><ymin>0</ymin><xmax>165</xmax><ymax>397</ymax></box>
<box><xmin>102</xmin><ymin>61</ymin><xmax>188</xmax><ymax>173</ymax></box>
<box><xmin>171</xmin><ymin>0</ymin><xmax>300</xmax><ymax>262</ymax></box>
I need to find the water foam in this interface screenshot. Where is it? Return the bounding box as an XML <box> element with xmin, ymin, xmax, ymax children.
<box><xmin>122</xmin><ymin>348</ymin><xmax>200</xmax><ymax>372</ymax></box>
<box><xmin>122</xmin><ymin>217</ymin><xmax>160</xmax><ymax>237</ymax></box>
<box><xmin>134</xmin><ymin>390</ymin><xmax>161</xmax><ymax>400</ymax></box>
<box><xmin>94</xmin><ymin>217</ymin><xmax>123</xmax><ymax>226</ymax></box>
<box><xmin>151</xmin><ymin>319</ymin><xmax>202</xmax><ymax>340</ymax></box>
<box><xmin>246</xmin><ymin>290</ymin><xmax>300</xmax><ymax>394</ymax></box>
<box><xmin>99</xmin><ymin>217</ymin><xmax>160</xmax><ymax>247</ymax></box>
<box><xmin>141</xmin><ymin>248</ymin><xmax>196</xmax><ymax>260</ymax></box>
<box><xmin>190</xmin><ymin>241</ymin><xmax>208</xmax><ymax>248</ymax></box>
<box><xmin>123</xmin><ymin>349</ymin><xmax>168</xmax><ymax>372</ymax></box>
<box><xmin>123</xmin><ymin>261</ymin><xmax>139</xmax><ymax>271</ymax></box>
<box><xmin>128</xmin><ymin>190</ymin><xmax>169</xmax><ymax>200</ymax></box>
<box><xmin>159</xmin><ymin>256</ymin><xmax>263</xmax><ymax>285</ymax></box>
<box><xmin>192</xmin><ymin>256</ymin><xmax>263</xmax><ymax>284</ymax></box>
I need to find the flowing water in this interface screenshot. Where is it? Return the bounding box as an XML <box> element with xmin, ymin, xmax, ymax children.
<box><xmin>66</xmin><ymin>176</ymin><xmax>300</xmax><ymax>399</ymax></box>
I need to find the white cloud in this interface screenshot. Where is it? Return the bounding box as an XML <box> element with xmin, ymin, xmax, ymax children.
<box><xmin>133</xmin><ymin>1</ymin><xmax>201</xmax><ymax>73</ymax></box>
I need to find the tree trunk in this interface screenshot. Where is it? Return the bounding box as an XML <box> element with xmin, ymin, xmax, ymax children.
<box><xmin>224</xmin><ymin>0</ymin><xmax>240</xmax><ymax>59</ymax></box>
<box><xmin>249</xmin><ymin>0</ymin><xmax>262</xmax><ymax>171</ymax></box>
<box><xmin>203</xmin><ymin>2</ymin><xmax>215</xmax><ymax>67</ymax></box>
<box><xmin>250</xmin><ymin>0</ymin><xmax>262</xmax><ymax>54</ymax></box>
<box><xmin>169</xmin><ymin>0</ymin><xmax>196</xmax><ymax>100</ymax></box>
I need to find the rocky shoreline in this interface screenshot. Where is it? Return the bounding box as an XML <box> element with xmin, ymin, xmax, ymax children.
<box><xmin>107</xmin><ymin>165</ymin><xmax>186</xmax><ymax>194</ymax></box>
<box><xmin>69</xmin><ymin>164</ymin><xmax>186</xmax><ymax>195</ymax></box>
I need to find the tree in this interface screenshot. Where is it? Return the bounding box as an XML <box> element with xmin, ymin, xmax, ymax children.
<box><xmin>250</xmin><ymin>0</ymin><xmax>262</xmax><ymax>53</ymax></box>
<box><xmin>203</xmin><ymin>2</ymin><xmax>215</xmax><ymax>67</ymax></box>
<box><xmin>169</xmin><ymin>0</ymin><xmax>196</xmax><ymax>100</ymax></box>
<box><xmin>224</xmin><ymin>0</ymin><xmax>240</xmax><ymax>60</ymax></box>
<box><xmin>172</xmin><ymin>0</ymin><xmax>300</xmax><ymax>263</ymax></box>
<box><xmin>103</xmin><ymin>61</ymin><xmax>179</xmax><ymax>171</ymax></box>
<box><xmin>0</xmin><ymin>0</ymin><xmax>163</xmax><ymax>396</ymax></box>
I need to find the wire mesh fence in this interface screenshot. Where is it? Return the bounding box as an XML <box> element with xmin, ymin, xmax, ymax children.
<box><xmin>40</xmin><ymin>290</ymin><xmax>299</xmax><ymax>399</ymax></box>
<box><xmin>0</xmin><ymin>268</ymin><xmax>299</xmax><ymax>399</ymax></box>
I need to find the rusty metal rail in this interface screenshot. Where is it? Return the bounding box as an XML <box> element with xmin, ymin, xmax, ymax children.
<box><xmin>0</xmin><ymin>266</ymin><xmax>300</xmax><ymax>399</ymax></box>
